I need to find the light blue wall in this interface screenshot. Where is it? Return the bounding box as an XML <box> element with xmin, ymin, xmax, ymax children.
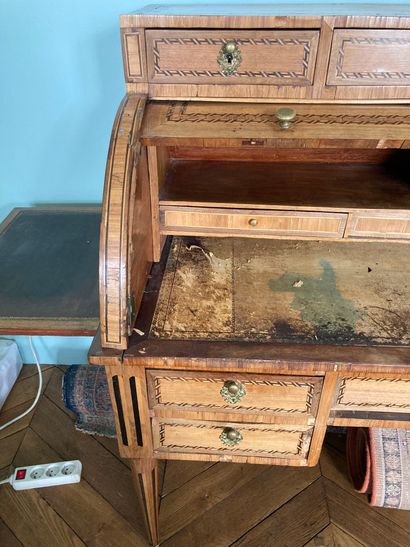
<box><xmin>0</xmin><ymin>0</ymin><xmax>144</xmax><ymax>222</ymax></box>
<box><xmin>0</xmin><ymin>0</ymin><xmax>405</xmax><ymax>364</ymax></box>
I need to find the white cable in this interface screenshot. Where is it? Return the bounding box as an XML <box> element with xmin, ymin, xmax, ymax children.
<box><xmin>0</xmin><ymin>337</ymin><xmax>43</xmax><ymax>431</ymax></box>
<box><xmin>0</xmin><ymin>476</ymin><xmax>12</xmax><ymax>486</ymax></box>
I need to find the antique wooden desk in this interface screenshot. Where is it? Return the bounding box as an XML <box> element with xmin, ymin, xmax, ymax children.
<box><xmin>89</xmin><ymin>5</ymin><xmax>410</xmax><ymax>545</ymax></box>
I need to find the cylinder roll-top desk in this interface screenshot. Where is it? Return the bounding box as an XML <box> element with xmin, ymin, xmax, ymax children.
<box><xmin>89</xmin><ymin>4</ymin><xmax>410</xmax><ymax>545</ymax></box>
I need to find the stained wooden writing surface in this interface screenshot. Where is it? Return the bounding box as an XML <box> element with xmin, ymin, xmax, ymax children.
<box><xmin>150</xmin><ymin>237</ymin><xmax>410</xmax><ymax>347</ymax></box>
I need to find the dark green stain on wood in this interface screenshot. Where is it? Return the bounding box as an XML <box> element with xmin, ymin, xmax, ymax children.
<box><xmin>269</xmin><ymin>260</ymin><xmax>365</xmax><ymax>342</ymax></box>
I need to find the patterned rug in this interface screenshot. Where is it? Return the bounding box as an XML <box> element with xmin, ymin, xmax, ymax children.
<box><xmin>62</xmin><ymin>365</ymin><xmax>116</xmax><ymax>437</ymax></box>
<box><xmin>347</xmin><ymin>428</ymin><xmax>410</xmax><ymax>509</ymax></box>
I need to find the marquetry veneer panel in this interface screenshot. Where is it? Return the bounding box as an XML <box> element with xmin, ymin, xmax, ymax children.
<box><xmin>152</xmin><ymin>418</ymin><xmax>313</xmax><ymax>460</ymax></box>
<box><xmin>121</xmin><ymin>29</ymin><xmax>147</xmax><ymax>82</ymax></box>
<box><xmin>333</xmin><ymin>377</ymin><xmax>410</xmax><ymax>413</ymax></box>
<box><xmin>147</xmin><ymin>370</ymin><xmax>323</xmax><ymax>419</ymax></box>
<box><xmin>327</xmin><ymin>30</ymin><xmax>410</xmax><ymax>87</ymax></box>
<box><xmin>160</xmin><ymin>207</ymin><xmax>347</xmax><ymax>239</ymax></box>
<box><xmin>146</xmin><ymin>30</ymin><xmax>319</xmax><ymax>86</ymax></box>
<box><xmin>347</xmin><ymin>212</ymin><xmax>410</xmax><ymax>240</ymax></box>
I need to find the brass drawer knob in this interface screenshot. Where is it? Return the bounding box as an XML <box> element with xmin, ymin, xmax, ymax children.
<box><xmin>220</xmin><ymin>427</ymin><xmax>243</xmax><ymax>446</ymax></box>
<box><xmin>248</xmin><ymin>218</ymin><xmax>258</xmax><ymax>227</ymax></box>
<box><xmin>218</xmin><ymin>41</ymin><xmax>242</xmax><ymax>76</ymax></box>
<box><xmin>220</xmin><ymin>380</ymin><xmax>246</xmax><ymax>403</ymax></box>
<box><xmin>275</xmin><ymin>107</ymin><xmax>296</xmax><ymax>129</ymax></box>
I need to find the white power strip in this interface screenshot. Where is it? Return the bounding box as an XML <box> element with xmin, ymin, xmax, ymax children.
<box><xmin>8</xmin><ymin>460</ymin><xmax>82</xmax><ymax>490</ymax></box>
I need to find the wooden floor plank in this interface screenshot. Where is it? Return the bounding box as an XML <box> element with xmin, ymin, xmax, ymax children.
<box><xmin>232</xmin><ymin>479</ymin><xmax>329</xmax><ymax>547</ymax></box>
<box><xmin>162</xmin><ymin>464</ymin><xmax>320</xmax><ymax>547</ymax></box>
<box><xmin>0</xmin><ymin>429</ymin><xmax>26</xmax><ymax>474</ymax></box>
<box><xmin>304</xmin><ymin>522</ymin><xmax>365</xmax><ymax>547</ymax></box>
<box><xmin>321</xmin><ymin>444</ymin><xmax>410</xmax><ymax>535</ymax></box>
<box><xmin>13</xmin><ymin>428</ymin><xmax>148</xmax><ymax>546</ymax></box>
<box><xmin>0</xmin><ymin>402</ymin><xmax>35</xmax><ymax>441</ymax></box>
<box><xmin>17</xmin><ymin>365</ymin><xmax>54</xmax><ymax>381</ymax></box>
<box><xmin>161</xmin><ymin>460</ymin><xmax>216</xmax><ymax>497</ymax></box>
<box><xmin>1</xmin><ymin>367</ymin><xmax>54</xmax><ymax>413</ymax></box>
<box><xmin>43</xmin><ymin>368</ymin><xmax>130</xmax><ymax>469</ymax></box>
<box><xmin>0</xmin><ymin>486</ymin><xmax>85</xmax><ymax>547</ymax></box>
<box><xmin>43</xmin><ymin>366</ymin><xmax>73</xmax><ymax>417</ymax></box>
<box><xmin>93</xmin><ymin>435</ymin><xmax>130</xmax><ymax>466</ymax></box>
<box><xmin>0</xmin><ymin>517</ymin><xmax>22</xmax><ymax>547</ymax></box>
<box><xmin>325</xmin><ymin>478</ymin><xmax>410</xmax><ymax>547</ymax></box>
<box><xmin>160</xmin><ymin>462</ymin><xmax>266</xmax><ymax>540</ymax></box>
<box><xmin>29</xmin><ymin>395</ymin><xmax>145</xmax><ymax>534</ymax></box>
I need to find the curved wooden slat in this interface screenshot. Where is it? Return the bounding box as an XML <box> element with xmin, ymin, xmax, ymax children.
<box><xmin>100</xmin><ymin>94</ymin><xmax>152</xmax><ymax>349</ymax></box>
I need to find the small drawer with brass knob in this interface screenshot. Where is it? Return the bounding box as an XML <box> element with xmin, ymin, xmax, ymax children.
<box><xmin>160</xmin><ymin>207</ymin><xmax>348</xmax><ymax>240</ymax></box>
<box><xmin>152</xmin><ymin>418</ymin><xmax>314</xmax><ymax>460</ymax></box>
<box><xmin>147</xmin><ymin>370</ymin><xmax>323</xmax><ymax>422</ymax></box>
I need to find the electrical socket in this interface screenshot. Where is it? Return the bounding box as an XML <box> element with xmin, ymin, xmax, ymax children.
<box><xmin>11</xmin><ymin>460</ymin><xmax>82</xmax><ymax>490</ymax></box>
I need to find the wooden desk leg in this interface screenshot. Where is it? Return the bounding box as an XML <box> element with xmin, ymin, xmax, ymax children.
<box><xmin>130</xmin><ymin>458</ymin><xmax>160</xmax><ymax>547</ymax></box>
<box><xmin>104</xmin><ymin>365</ymin><xmax>160</xmax><ymax>545</ymax></box>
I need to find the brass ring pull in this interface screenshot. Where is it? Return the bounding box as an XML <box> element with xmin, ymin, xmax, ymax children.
<box><xmin>217</xmin><ymin>41</ymin><xmax>242</xmax><ymax>76</ymax></box>
<box><xmin>220</xmin><ymin>427</ymin><xmax>243</xmax><ymax>446</ymax></box>
<box><xmin>220</xmin><ymin>380</ymin><xmax>246</xmax><ymax>404</ymax></box>
<box><xmin>275</xmin><ymin>107</ymin><xmax>297</xmax><ymax>129</ymax></box>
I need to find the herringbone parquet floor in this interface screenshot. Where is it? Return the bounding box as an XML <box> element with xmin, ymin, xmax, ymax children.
<box><xmin>1</xmin><ymin>366</ymin><xmax>410</xmax><ymax>546</ymax></box>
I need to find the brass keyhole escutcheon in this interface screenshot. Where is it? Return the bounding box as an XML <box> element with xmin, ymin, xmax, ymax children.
<box><xmin>220</xmin><ymin>380</ymin><xmax>246</xmax><ymax>404</ymax></box>
<box><xmin>275</xmin><ymin>107</ymin><xmax>297</xmax><ymax>129</ymax></box>
<box><xmin>220</xmin><ymin>427</ymin><xmax>243</xmax><ymax>446</ymax></box>
<box><xmin>248</xmin><ymin>218</ymin><xmax>258</xmax><ymax>227</ymax></box>
<box><xmin>217</xmin><ymin>41</ymin><xmax>242</xmax><ymax>76</ymax></box>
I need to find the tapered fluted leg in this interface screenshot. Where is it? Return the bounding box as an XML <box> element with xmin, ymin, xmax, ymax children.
<box><xmin>130</xmin><ymin>458</ymin><xmax>159</xmax><ymax>546</ymax></box>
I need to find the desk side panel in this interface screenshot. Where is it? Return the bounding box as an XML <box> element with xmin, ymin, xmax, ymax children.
<box><xmin>100</xmin><ymin>94</ymin><xmax>153</xmax><ymax>349</ymax></box>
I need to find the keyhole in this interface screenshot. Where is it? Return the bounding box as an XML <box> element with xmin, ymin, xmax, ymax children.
<box><xmin>226</xmin><ymin>53</ymin><xmax>233</xmax><ymax>64</ymax></box>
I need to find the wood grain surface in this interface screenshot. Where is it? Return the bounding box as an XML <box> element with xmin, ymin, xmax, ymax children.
<box><xmin>99</xmin><ymin>94</ymin><xmax>153</xmax><ymax>349</ymax></box>
<box><xmin>141</xmin><ymin>102</ymin><xmax>410</xmax><ymax>145</ymax></box>
<box><xmin>150</xmin><ymin>237</ymin><xmax>410</xmax><ymax>347</ymax></box>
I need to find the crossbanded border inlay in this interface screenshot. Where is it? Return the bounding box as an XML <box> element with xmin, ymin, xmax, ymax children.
<box><xmin>165</xmin><ymin>103</ymin><xmax>410</xmax><ymax>126</ymax></box>
<box><xmin>153</xmin><ymin>37</ymin><xmax>313</xmax><ymax>80</ymax></box>
<box><xmin>102</xmin><ymin>94</ymin><xmax>146</xmax><ymax>346</ymax></box>
<box><xmin>158</xmin><ymin>423</ymin><xmax>309</xmax><ymax>456</ymax></box>
<box><xmin>336</xmin><ymin>377</ymin><xmax>410</xmax><ymax>409</ymax></box>
<box><xmin>153</xmin><ymin>375</ymin><xmax>315</xmax><ymax>414</ymax></box>
<box><xmin>336</xmin><ymin>37</ymin><xmax>410</xmax><ymax>82</ymax></box>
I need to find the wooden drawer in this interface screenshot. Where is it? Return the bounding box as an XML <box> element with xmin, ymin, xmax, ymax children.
<box><xmin>347</xmin><ymin>212</ymin><xmax>410</xmax><ymax>240</ymax></box>
<box><xmin>146</xmin><ymin>29</ymin><xmax>319</xmax><ymax>86</ymax></box>
<box><xmin>333</xmin><ymin>377</ymin><xmax>410</xmax><ymax>414</ymax></box>
<box><xmin>152</xmin><ymin>418</ymin><xmax>313</xmax><ymax>460</ymax></box>
<box><xmin>147</xmin><ymin>370</ymin><xmax>323</xmax><ymax>421</ymax></box>
<box><xmin>160</xmin><ymin>207</ymin><xmax>347</xmax><ymax>239</ymax></box>
<box><xmin>327</xmin><ymin>29</ymin><xmax>410</xmax><ymax>87</ymax></box>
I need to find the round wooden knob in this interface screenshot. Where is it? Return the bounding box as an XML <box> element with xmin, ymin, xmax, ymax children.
<box><xmin>248</xmin><ymin>218</ymin><xmax>258</xmax><ymax>227</ymax></box>
<box><xmin>275</xmin><ymin>107</ymin><xmax>296</xmax><ymax>129</ymax></box>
